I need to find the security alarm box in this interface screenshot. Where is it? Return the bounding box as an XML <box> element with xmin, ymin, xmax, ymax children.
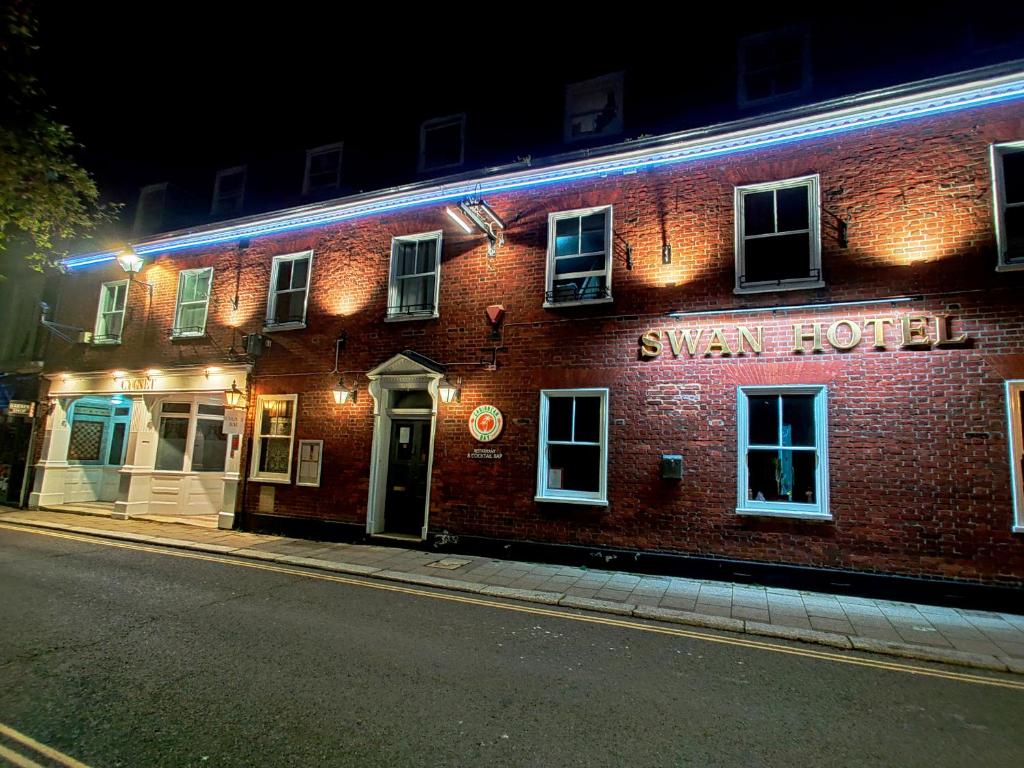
<box><xmin>661</xmin><ymin>454</ymin><xmax>683</xmax><ymax>480</ymax></box>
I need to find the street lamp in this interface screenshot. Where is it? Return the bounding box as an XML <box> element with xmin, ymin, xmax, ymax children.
<box><xmin>438</xmin><ymin>377</ymin><xmax>461</xmax><ymax>404</ymax></box>
<box><xmin>116</xmin><ymin>246</ymin><xmax>144</xmax><ymax>274</ymax></box>
<box><xmin>225</xmin><ymin>381</ymin><xmax>245</xmax><ymax>408</ymax></box>
<box><xmin>332</xmin><ymin>377</ymin><xmax>357</xmax><ymax>405</ymax></box>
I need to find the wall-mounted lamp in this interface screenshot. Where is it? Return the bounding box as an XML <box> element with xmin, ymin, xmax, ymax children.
<box><xmin>332</xmin><ymin>376</ymin><xmax>357</xmax><ymax>405</ymax></box>
<box><xmin>225</xmin><ymin>380</ymin><xmax>245</xmax><ymax>408</ymax></box>
<box><xmin>145</xmin><ymin>368</ymin><xmax>161</xmax><ymax>378</ymax></box>
<box><xmin>662</xmin><ymin>244</ymin><xmax>672</xmax><ymax>265</ymax></box>
<box><xmin>438</xmin><ymin>377</ymin><xmax>462</xmax><ymax>404</ymax></box>
<box><xmin>445</xmin><ymin>206</ymin><xmax>474</xmax><ymax>233</ymax></box>
<box><xmin>111</xmin><ymin>370</ymin><xmax>127</xmax><ymax>379</ymax></box>
<box><xmin>116</xmin><ymin>246</ymin><xmax>144</xmax><ymax>274</ymax></box>
<box><xmin>204</xmin><ymin>366</ymin><xmax>222</xmax><ymax>378</ymax></box>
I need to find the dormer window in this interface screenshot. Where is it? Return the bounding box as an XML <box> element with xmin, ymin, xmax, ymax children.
<box><xmin>211</xmin><ymin>166</ymin><xmax>246</xmax><ymax>216</ymax></box>
<box><xmin>419</xmin><ymin>115</ymin><xmax>465</xmax><ymax>173</ymax></box>
<box><xmin>304</xmin><ymin>143</ymin><xmax>343</xmax><ymax>195</ymax></box>
<box><xmin>133</xmin><ymin>183</ymin><xmax>167</xmax><ymax>236</ymax></box>
<box><xmin>737</xmin><ymin>27</ymin><xmax>811</xmax><ymax>107</ymax></box>
<box><xmin>564</xmin><ymin>73</ymin><xmax>624</xmax><ymax>143</ymax></box>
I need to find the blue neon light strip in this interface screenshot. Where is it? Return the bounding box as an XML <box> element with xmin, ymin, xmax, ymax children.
<box><xmin>65</xmin><ymin>72</ymin><xmax>1024</xmax><ymax>270</ymax></box>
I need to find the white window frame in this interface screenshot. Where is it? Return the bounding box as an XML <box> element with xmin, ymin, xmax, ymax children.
<box><xmin>296</xmin><ymin>439</ymin><xmax>324</xmax><ymax>488</ymax></box>
<box><xmin>265</xmin><ymin>250</ymin><xmax>313</xmax><ymax>332</ymax></box>
<box><xmin>387</xmin><ymin>231</ymin><xmax>442</xmax><ymax>321</ymax></box>
<box><xmin>153</xmin><ymin>397</ymin><xmax>228</xmax><ymax>474</ymax></box>
<box><xmin>250</xmin><ymin>394</ymin><xmax>299</xmax><ymax>484</ymax></box>
<box><xmin>93</xmin><ymin>279</ymin><xmax>128</xmax><ymax>345</ymax></box>
<box><xmin>991</xmin><ymin>141</ymin><xmax>1024</xmax><ymax>272</ymax></box>
<box><xmin>564</xmin><ymin>72</ymin><xmax>625</xmax><ymax>144</ymax></box>
<box><xmin>133</xmin><ymin>182</ymin><xmax>167</xmax><ymax>236</ymax></box>
<box><xmin>734</xmin><ymin>174</ymin><xmax>822</xmax><ymax>294</ymax></box>
<box><xmin>736</xmin><ymin>385</ymin><xmax>830</xmax><ymax>520</ymax></box>
<box><xmin>737</xmin><ymin>26</ymin><xmax>812</xmax><ymax>108</ymax></box>
<box><xmin>303</xmin><ymin>142</ymin><xmax>344</xmax><ymax>195</ymax></box>
<box><xmin>535</xmin><ymin>388</ymin><xmax>609</xmax><ymax>506</ymax></box>
<box><xmin>544</xmin><ymin>205</ymin><xmax>614</xmax><ymax>308</ymax></box>
<box><xmin>172</xmin><ymin>267</ymin><xmax>214</xmax><ymax>338</ymax></box>
<box><xmin>419</xmin><ymin>114</ymin><xmax>465</xmax><ymax>173</ymax></box>
<box><xmin>1007</xmin><ymin>380</ymin><xmax>1024</xmax><ymax>533</ymax></box>
<box><xmin>211</xmin><ymin>165</ymin><xmax>247</xmax><ymax>216</ymax></box>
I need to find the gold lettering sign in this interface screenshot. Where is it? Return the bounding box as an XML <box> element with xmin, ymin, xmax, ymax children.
<box><xmin>640</xmin><ymin>314</ymin><xmax>969</xmax><ymax>358</ymax></box>
<box><xmin>120</xmin><ymin>378</ymin><xmax>155</xmax><ymax>391</ymax></box>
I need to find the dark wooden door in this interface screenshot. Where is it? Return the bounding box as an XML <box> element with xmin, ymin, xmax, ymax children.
<box><xmin>383</xmin><ymin>419</ymin><xmax>431</xmax><ymax>535</ymax></box>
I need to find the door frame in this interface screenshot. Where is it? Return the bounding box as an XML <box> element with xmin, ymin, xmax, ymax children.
<box><xmin>366</xmin><ymin>352</ymin><xmax>444</xmax><ymax>540</ymax></box>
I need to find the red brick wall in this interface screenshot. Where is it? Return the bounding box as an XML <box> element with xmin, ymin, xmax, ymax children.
<box><xmin>46</xmin><ymin>101</ymin><xmax>1024</xmax><ymax>584</ymax></box>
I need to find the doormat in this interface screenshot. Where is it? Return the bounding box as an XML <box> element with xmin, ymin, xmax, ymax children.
<box><xmin>426</xmin><ymin>558</ymin><xmax>473</xmax><ymax>570</ymax></box>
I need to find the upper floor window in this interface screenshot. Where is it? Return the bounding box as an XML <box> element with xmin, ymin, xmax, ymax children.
<box><xmin>992</xmin><ymin>142</ymin><xmax>1024</xmax><ymax>271</ymax></box>
<box><xmin>737</xmin><ymin>27</ymin><xmax>811</xmax><ymax>107</ymax></box>
<box><xmin>565</xmin><ymin>72</ymin><xmax>624</xmax><ymax>143</ymax></box>
<box><xmin>266</xmin><ymin>251</ymin><xmax>312</xmax><ymax>330</ymax></box>
<box><xmin>173</xmin><ymin>268</ymin><xmax>213</xmax><ymax>338</ymax></box>
<box><xmin>133</xmin><ymin>183</ymin><xmax>167</xmax><ymax>236</ymax></box>
<box><xmin>93</xmin><ymin>280</ymin><xmax>127</xmax><ymax>344</ymax></box>
<box><xmin>737</xmin><ymin>386</ymin><xmax>829</xmax><ymax>520</ymax></box>
<box><xmin>535</xmin><ymin>388</ymin><xmax>609</xmax><ymax>506</ymax></box>
<box><xmin>545</xmin><ymin>206</ymin><xmax>613</xmax><ymax>307</ymax></box>
<box><xmin>304</xmin><ymin>143</ymin><xmax>343</xmax><ymax>195</ymax></box>
<box><xmin>419</xmin><ymin>115</ymin><xmax>465</xmax><ymax>173</ymax></box>
<box><xmin>735</xmin><ymin>175</ymin><xmax>822</xmax><ymax>293</ymax></box>
<box><xmin>388</xmin><ymin>232</ymin><xmax>441</xmax><ymax>321</ymax></box>
<box><xmin>211</xmin><ymin>166</ymin><xmax>246</xmax><ymax>216</ymax></box>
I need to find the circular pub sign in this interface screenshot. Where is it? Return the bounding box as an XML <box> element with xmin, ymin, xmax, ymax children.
<box><xmin>469</xmin><ymin>404</ymin><xmax>504</xmax><ymax>443</ymax></box>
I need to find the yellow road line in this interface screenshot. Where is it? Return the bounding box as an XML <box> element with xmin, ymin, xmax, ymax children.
<box><xmin>2</xmin><ymin>521</ymin><xmax>1023</xmax><ymax>692</ymax></box>
<box><xmin>0</xmin><ymin>722</ymin><xmax>91</xmax><ymax>768</ymax></box>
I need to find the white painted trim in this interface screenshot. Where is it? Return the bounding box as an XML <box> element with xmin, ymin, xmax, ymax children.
<box><xmin>418</xmin><ymin>114</ymin><xmax>465</xmax><ymax>173</ymax></box>
<box><xmin>536</xmin><ymin>388</ymin><xmax>609</xmax><ymax>505</ymax></box>
<box><xmin>249</xmin><ymin>394</ymin><xmax>299</xmax><ymax>483</ymax></box>
<box><xmin>545</xmin><ymin>206</ymin><xmax>614</xmax><ymax>306</ymax></box>
<box><xmin>734</xmin><ymin>174</ymin><xmax>822</xmax><ymax>294</ymax></box>
<box><xmin>303</xmin><ymin>142</ymin><xmax>344</xmax><ymax>196</ymax></box>
<box><xmin>171</xmin><ymin>267</ymin><xmax>213</xmax><ymax>338</ymax></box>
<box><xmin>387</xmin><ymin>231</ymin><xmax>442</xmax><ymax>321</ymax></box>
<box><xmin>266</xmin><ymin>250</ymin><xmax>314</xmax><ymax>328</ymax></box>
<box><xmin>1006</xmin><ymin>380</ymin><xmax>1024</xmax><ymax>532</ymax></box>
<box><xmin>93</xmin><ymin>279</ymin><xmax>128</xmax><ymax>345</ymax></box>
<box><xmin>990</xmin><ymin>141</ymin><xmax>1024</xmax><ymax>270</ymax></box>
<box><xmin>736</xmin><ymin>384</ymin><xmax>830</xmax><ymax>520</ymax></box>
<box><xmin>211</xmin><ymin>165</ymin><xmax>247</xmax><ymax>216</ymax></box>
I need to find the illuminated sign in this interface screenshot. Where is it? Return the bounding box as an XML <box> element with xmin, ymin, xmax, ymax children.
<box><xmin>469</xmin><ymin>405</ymin><xmax>504</xmax><ymax>442</ymax></box>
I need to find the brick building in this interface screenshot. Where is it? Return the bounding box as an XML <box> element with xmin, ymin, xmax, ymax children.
<box><xmin>30</xmin><ymin>64</ymin><xmax>1024</xmax><ymax>601</ymax></box>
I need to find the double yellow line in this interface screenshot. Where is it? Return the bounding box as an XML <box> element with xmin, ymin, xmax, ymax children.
<box><xmin>0</xmin><ymin>722</ymin><xmax>90</xmax><ymax>768</ymax></box>
<box><xmin>3</xmin><ymin>522</ymin><xmax>1024</xmax><ymax>692</ymax></box>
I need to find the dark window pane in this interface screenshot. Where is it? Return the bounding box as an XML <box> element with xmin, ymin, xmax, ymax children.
<box><xmin>554</xmin><ymin>253</ymin><xmax>606</xmax><ymax>275</ymax></box>
<box><xmin>162</xmin><ymin>402</ymin><xmax>191</xmax><ymax>414</ymax></box>
<box><xmin>776</xmin><ymin>185</ymin><xmax>809</xmax><ymax>232</ymax></box>
<box><xmin>192</xmin><ymin>419</ymin><xmax>227</xmax><ymax>472</ymax></box>
<box><xmin>396</xmin><ymin>242</ymin><xmax>417</xmax><ymax>275</ymax></box>
<box><xmin>748</xmin><ymin>395</ymin><xmax>778</xmax><ymax>445</ymax></box>
<box><xmin>574</xmin><ymin>396</ymin><xmax>601</xmax><ymax>443</ymax></box>
<box><xmin>744</xmin><ymin>191</ymin><xmax>775</xmax><ymax>236</ymax></box>
<box><xmin>275</xmin><ymin>260</ymin><xmax>292</xmax><ymax>291</ymax></box>
<box><xmin>107</xmin><ymin>422</ymin><xmax>127</xmax><ymax>465</ymax></box>
<box><xmin>781</xmin><ymin>395</ymin><xmax>815</xmax><ymax>446</ymax></box>
<box><xmin>423</xmin><ymin>121</ymin><xmax>462</xmax><ymax>169</ymax></box>
<box><xmin>259</xmin><ymin>437</ymin><xmax>291</xmax><ymax>474</ymax></box>
<box><xmin>198</xmin><ymin>404</ymin><xmax>225</xmax><ymax>416</ymax></box>
<box><xmin>552</xmin><ymin>275</ymin><xmax>607</xmax><ymax>302</ymax></box>
<box><xmin>291</xmin><ymin>258</ymin><xmax>309</xmax><ymax>289</ymax></box>
<box><xmin>555</xmin><ymin>217</ymin><xmax>580</xmax><ymax>257</ymax></box>
<box><xmin>155</xmin><ymin>418</ymin><xmax>188</xmax><ymax>471</ymax></box>
<box><xmin>1004</xmin><ymin>151</ymin><xmax>1024</xmax><ymax>204</ymax></box>
<box><xmin>580</xmin><ymin>212</ymin><xmax>606</xmax><ymax>253</ymax></box>
<box><xmin>743</xmin><ymin>232</ymin><xmax>811</xmax><ymax>283</ymax></box>
<box><xmin>748</xmin><ymin>449</ymin><xmax>816</xmax><ymax>503</ymax></box>
<box><xmin>773</xmin><ymin>62</ymin><xmax>804</xmax><ymax>95</ymax></box>
<box><xmin>1005</xmin><ymin>205</ymin><xmax>1024</xmax><ymax>262</ymax></box>
<box><xmin>390</xmin><ymin>389</ymin><xmax>432</xmax><ymax>409</ymax></box>
<box><xmin>548</xmin><ymin>444</ymin><xmax>600</xmax><ymax>492</ymax></box>
<box><xmin>418</xmin><ymin>239</ymin><xmax>437</xmax><ymax>272</ymax></box>
<box><xmin>548</xmin><ymin>397</ymin><xmax>573</xmax><ymax>442</ymax></box>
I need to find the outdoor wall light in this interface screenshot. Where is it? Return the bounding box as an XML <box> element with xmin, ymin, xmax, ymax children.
<box><xmin>438</xmin><ymin>377</ymin><xmax>461</xmax><ymax>404</ymax></box>
<box><xmin>662</xmin><ymin>244</ymin><xmax>672</xmax><ymax>265</ymax></box>
<box><xmin>224</xmin><ymin>381</ymin><xmax>245</xmax><ymax>408</ymax></box>
<box><xmin>204</xmin><ymin>366</ymin><xmax>223</xmax><ymax>378</ymax></box>
<box><xmin>111</xmin><ymin>370</ymin><xmax>127</xmax><ymax>379</ymax></box>
<box><xmin>116</xmin><ymin>246</ymin><xmax>145</xmax><ymax>274</ymax></box>
<box><xmin>145</xmin><ymin>368</ymin><xmax>162</xmax><ymax>378</ymax></box>
<box><xmin>445</xmin><ymin>206</ymin><xmax>474</xmax><ymax>233</ymax></box>
<box><xmin>332</xmin><ymin>377</ymin><xmax>357</xmax><ymax>405</ymax></box>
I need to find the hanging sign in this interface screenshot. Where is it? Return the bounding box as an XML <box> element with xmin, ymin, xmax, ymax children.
<box><xmin>6</xmin><ymin>401</ymin><xmax>36</xmax><ymax>417</ymax></box>
<box><xmin>468</xmin><ymin>405</ymin><xmax>504</xmax><ymax>442</ymax></box>
<box><xmin>222</xmin><ymin>408</ymin><xmax>246</xmax><ymax>434</ymax></box>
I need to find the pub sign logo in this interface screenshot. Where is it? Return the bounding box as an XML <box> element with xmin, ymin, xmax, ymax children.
<box><xmin>469</xmin><ymin>405</ymin><xmax>504</xmax><ymax>442</ymax></box>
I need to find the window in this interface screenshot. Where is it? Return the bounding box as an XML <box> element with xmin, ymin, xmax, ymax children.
<box><xmin>387</xmin><ymin>232</ymin><xmax>441</xmax><ymax>320</ymax></box>
<box><xmin>303</xmin><ymin>143</ymin><xmax>343</xmax><ymax>195</ymax></box>
<box><xmin>545</xmin><ymin>207</ymin><xmax>613</xmax><ymax>306</ymax></box>
<box><xmin>250</xmin><ymin>394</ymin><xmax>298</xmax><ymax>483</ymax></box>
<box><xmin>735</xmin><ymin>175</ymin><xmax>821</xmax><ymax>293</ymax></box>
<box><xmin>536</xmin><ymin>389</ymin><xmax>609</xmax><ymax>505</ymax></box>
<box><xmin>67</xmin><ymin>399</ymin><xmax>132</xmax><ymax>465</ymax></box>
<box><xmin>1008</xmin><ymin>381</ymin><xmax>1024</xmax><ymax>532</ymax></box>
<box><xmin>296</xmin><ymin>439</ymin><xmax>323</xmax><ymax>487</ymax></box>
<box><xmin>737</xmin><ymin>386</ymin><xmax>829</xmax><ymax>519</ymax></box>
<box><xmin>93</xmin><ymin>280</ymin><xmax>128</xmax><ymax>344</ymax></box>
<box><xmin>133</xmin><ymin>182</ymin><xmax>166</xmax><ymax>236</ymax></box>
<box><xmin>266</xmin><ymin>251</ymin><xmax>313</xmax><ymax>330</ymax></box>
<box><xmin>419</xmin><ymin>115</ymin><xmax>465</xmax><ymax>173</ymax></box>
<box><xmin>992</xmin><ymin>142</ymin><xmax>1024</xmax><ymax>270</ymax></box>
<box><xmin>211</xmin><ymin>166</ymin><xmax>246</xmax><ymax>216</ymax></box>
<box><xmin>737</xmin><ymin>27</ymin><xmax>811</xmax><ymax>107</ymax></box>
<box><xmin>564</xmin><ymin>72</ymin><xmax>624</xmax><ymax>143</ymax></box>
<box><xmin>172</xmin><ymin>268</ymin><xmax>213</xmax><ymax>337</ymax></box>
<box><xmin>154</xmin><ymin>399</ymin><xmax>227</xmax><ymax>473</ymax></box>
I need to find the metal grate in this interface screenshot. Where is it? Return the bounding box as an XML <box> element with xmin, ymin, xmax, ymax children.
<box><xmin>169</xmin><ymin>325</ymin><xmax>206</xmax><ymax>338</ymax></box>
<box><xmin>91</xmin><ymin>334</ymin><xmax>121</xmax><ymax>344</ymax></box>
<box><xmin>68</xmin><ymin>421</ymin><xmax>103</xmax><ymax>461</ymax></box>
<box><xmin>387</xmin><ymin>303</ymin><xmax>436</xmax><ymax>317</ymax></box>
<box><xmin>544</xmin><ymin>284</ymin><xmax>611</xmax><ymax>304</ymax></box>
<box><xmin>738</xmin><ymin>268</ymin><xmax>821</xmax><ymax>289</ymax></box>
<box><xmin>263</xmin><ymin>315</ymin><xmax>306</xmax><ymax>328</ymax></box>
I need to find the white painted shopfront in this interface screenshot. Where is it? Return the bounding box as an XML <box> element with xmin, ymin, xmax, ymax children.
<box><xmin>29</xmin><ymin>365</ymin><xmax>250</xmax><ymax>528</ymax></box>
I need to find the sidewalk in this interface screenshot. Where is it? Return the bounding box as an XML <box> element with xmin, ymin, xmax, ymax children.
<box><xmin>2</xmin><ymin>507</ymin><xmax>1023</xmax><ymax>674</ymax></box>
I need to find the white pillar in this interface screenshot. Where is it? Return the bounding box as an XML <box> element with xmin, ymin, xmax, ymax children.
<box><xmin>28</xmin><ymin>397</ymin><xmax>72</xmax><ymax>508</ymax></box>
<box><xmin>112</xmin><ymin>394</ymin><xmax>158</xmax><ymax>520</ymax></box>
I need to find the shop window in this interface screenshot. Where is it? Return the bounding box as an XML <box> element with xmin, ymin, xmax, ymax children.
<box><xmin>250</xmin><ymin>394</ymin><xmax>298</xmax><ymax>483</ymax></box>
<box><xmin>564</xmin><ymin>72</ymin><xmax>624</xmax><ymax>143</ymax></box>
<box><xmin>67</xmin><ymin>399</ymin><xmax>132</xmax><ymax>466</ymax></box>
<box><xmin>192</xmin><ymin>404</ymin><xmax>227</xmax><ymax>473</ymax></box>
<box><xmin>545</xmin><ymin>207</ymin><xmax>613</xmax><ymax>307</ymax></box>
<box><xmin>1008</xmin><ymin>381</ymin><xmax>1024</xmax><ymax>532</ymax></box>
<box><xmin>419</xmin><ymin>115</ymin><xmax>465</xmax><ymax>173</ymax></box>
<box><xmin>68</xmin><ymin>420</ymin><xmax>104</xmax><ymax>462</ymax></box>
<box><xmin>535</xmin><ymin>388</ymin><xmax>608</xmax><ymax>505</ymax></box>
<box><xmin>154</xmin><ymin>399</ymin><xmax>227</xmax><ymax>473</ymax></box>
<box><xmin>387</xmin><ymin>233</ymin><xmax>441</xmax><ymax>320</ymax></box>
<box><xmin>304</xmin><ymin>143</ymin><xmax>343</xmax><ymax>195</ymax></box>
<box><xmin>737</xmin><ymin>26</ymin><xmax>811</xmax><ymax>107</ymax></box>
<box><xmin>265</xmin><ymin>251</ymin><xmax>313</xmax><ymax>330</ymax></box>
<box><xmin>172</xmin><ymin>268</ymin><xmax>213</xmax><ymax>337</ymax></box>
<box><xmin>735</xmin><ymin>175</ymin><xmax>822</xmax><ymax>293</ymax></box>
<box><xmin>737</xmin><ymin>386</ymin><xmax>829</xmax><ymax>519</ymax></box>
<box><xmin>992</xmin><ymin>142</ymin><xmax>1024</xmax><ymax>270</ymax></box>
<box><xmin>93</xmin><ymin>280</ymin><xmax>128</xmax><ymax>344</ymax></box>
<box><xmin>211</xmin><ymin>166</ymin><xmax>246</xmax><ymax>216</ymax></box>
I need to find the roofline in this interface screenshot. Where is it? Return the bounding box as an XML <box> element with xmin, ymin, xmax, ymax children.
<box><xmin>65</xmin><ymin>61</ymin><xmax>1024</xmax><ymax>270</ymax></box>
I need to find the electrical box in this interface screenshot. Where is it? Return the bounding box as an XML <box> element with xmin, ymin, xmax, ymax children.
<box><xmin>244</xmin><ymin>333</ymin><xmax>265</xmax><ymax>356</ymax></box>
<box><xmin>661</xmin><ymin>454</ymin><xmax>683</xmax><ymax>480</ymax></box>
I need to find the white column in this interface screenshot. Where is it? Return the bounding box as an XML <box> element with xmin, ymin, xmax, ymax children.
<box><xmin>112</xmin><ymin>394</ymin><xmax>158</xmax><ymax>520</ymax></box>
<box><xmin>219</xmin><ymin>411</ymin><xmax>243</xmax><ymax>529</ymax></box>
<box><xmin>28</xmin><ymin>397</ymin><xmax>72</xmax><ymax>508</ymax></box>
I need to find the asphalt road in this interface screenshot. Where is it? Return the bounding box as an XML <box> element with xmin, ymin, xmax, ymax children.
<box><xmin>1</xmin><ymin>526</ymin><xmax>1022</xmax><ymax>768</ymax></box>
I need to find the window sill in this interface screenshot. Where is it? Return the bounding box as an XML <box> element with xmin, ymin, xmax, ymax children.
<box><xmin>542</xmin><ymin>297</ymin><xmax>614</xmax><ymax>310</ymax></box>
<box><xmin>535</xmin><ymin>494</ymin><xmax>608</xmax><ymax>507</ymax></box>
<box><xmin>249</xmin><ymin>475</ymin><xmax>292</xmax><ymax>484</ymax></box>
<box><xmin>262</xmin><ymin>322</ymin><xmax>306</xmax><ymax>333</ymax></box>
<box><xmin>736</xmin><ymin>506</ymin><xmax>831</xmax><ymax>521</ymax></box>
<box><xmin>90</xmin><ymin>340</ymin><xmax>121</xmax><ymax>347</ymax></box>
<box><xmin>1013</xmin><ymin>525</ymin><xmax>1024</xmax><ymax>534</ymax></box>
<box><xmin>996</xmin><ymin>261</ymin><xmax>1024</xmax><ymax>273</ymax></box>
<box><xmin>170</xmin><ymin>332</ymin><xmax>207</xmax><ymax>341</ymax></box>
<box><xmin>385</xmin><ymin>313</ymin><xmax>439</xmax><ymax>323</ymax></box>
<box><xmin>734</xmin><ymin>280</ymin><xmax>825</xmax><ymax>296</ymax></box>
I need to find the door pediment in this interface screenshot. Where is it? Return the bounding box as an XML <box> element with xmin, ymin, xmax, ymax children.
<box><xmin>367</xmin><ymin>350</ymin><xmax>445</xmax><ymax>379</ymax></box>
